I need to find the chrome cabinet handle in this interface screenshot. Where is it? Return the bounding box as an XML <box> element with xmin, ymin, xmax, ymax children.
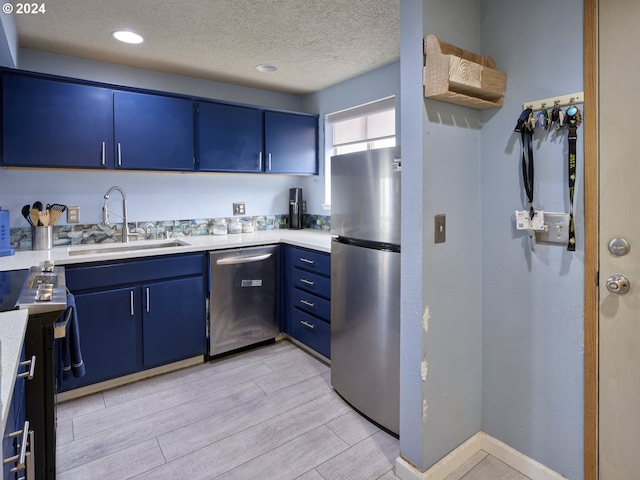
<box><xmin>17</xmin><ymin>356</ymin><xmax>36</xmax><ymax>380</ymax></box>
<box><xmin>101</xmin><ymin>141</ymin><xmax>106</xmax><ymax>165</ymax></box>
<box><xmin>130</xmin><ymin>291</ymin><xmax>134</xmax><ymax>316</ymax></box>
<box><xmin>300</xmin><ymin>320</ymin><xmax>315</xmax><ymax>329</ymax></box>
<box><xmin>300</xmin><ymin>278</ymin><xmax>315</xmax><ymax>286</ymax></box>
<box><xmin>258</xmin><ymin>152</ymin><xmax>263</xmax><ymax>170</ymax></box>
<box><xmin>299</xmin><ymin>258</ymin><xmax>315</xmax><ymax>265</ymax></box>
<box><xmin>4</xmin><ymin>421</ymin><xmax>29</xmax><ymax>474</ymax></box>
<box><xmin>267</xmin><ymin>153</ymin><xmax>272</xmax><ymax>171</ymax></box>
<box><xmin>117</xmin><ymin>143</ymin><xmax>122</xmax><ymax>166</ymax></box>
<box><xmin>146</xmin><ymin>287</ymin><xmax>150</xmax><ymax>313</ymax></box>
<box><xmin>300</xmin><ymin>299</ymin><xmax>315</xmax><ymax>308</ymax></box>
<box><xmin>216</xmin><ymin>253</ymin><xmax>273</xmax><ymax>265</ymax></box>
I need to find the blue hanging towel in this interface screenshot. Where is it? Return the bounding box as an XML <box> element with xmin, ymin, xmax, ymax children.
<box><xmin>60</xmin><ymin>293</ymin><xmax>86</xmax><ymax>380</ymax></box>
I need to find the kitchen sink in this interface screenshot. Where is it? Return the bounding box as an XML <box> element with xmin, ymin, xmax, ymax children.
<box><xmin>68</xmin><ymin>239</ymin><xmax>190</xmax><ymax>256</ymax></box>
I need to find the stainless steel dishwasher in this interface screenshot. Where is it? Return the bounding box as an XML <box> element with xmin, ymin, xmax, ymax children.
<box><xmin>209</xmin><ymin>245</ymin><xmax>279</xmax><ymax>356</ymax></box>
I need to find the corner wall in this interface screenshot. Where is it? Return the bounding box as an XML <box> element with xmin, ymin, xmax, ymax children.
<box><xmin>399</xmin><ymin>0</ymin><xmax>483</xmax><ymax>470</ymax></box>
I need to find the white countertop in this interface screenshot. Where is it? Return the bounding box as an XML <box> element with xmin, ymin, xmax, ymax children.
<box><xmin>0</xmin><ymin>229</ymin><xmax>332</xmax><ymax>272</ymax></box>
<box><xmin>0</xmin><ymin>310</ymin><xmax>29</xmax><ymax>444</ymax></box>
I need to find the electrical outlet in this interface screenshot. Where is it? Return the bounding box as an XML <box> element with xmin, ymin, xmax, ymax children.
<box><xmin>302</xmin><ymin>201</ymin><xmax>307</xmax><ymax>213</ymax></box>
<box><xmin>67</xmin><ymin>206</ymin><xmax>80</xmax><ymax>223</ymax></box>
<box><xmin>233</xmin><ymin>202</ymin><xmax>245</xmax><ymax>216</ymax></box>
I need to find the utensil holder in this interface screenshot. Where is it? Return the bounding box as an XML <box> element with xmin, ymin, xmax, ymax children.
<box><xmin>33</xmin><ymin>226</ymin><xmax>53</xmax><ymax>250</ymax></box>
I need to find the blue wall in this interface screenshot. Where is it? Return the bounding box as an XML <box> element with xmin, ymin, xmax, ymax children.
<box><xmin>399</xmin><ymin>0</ymin><xmax>484</xmax><ymax>470</ymax></box>
<box><xmin>399</xmin><ymin>0</ymin><xmax>584</xmax><ymax>477</ymax></box>
<box><xmin>480</xmin><ymin>1</ymin><xmax>584</xmax><ymax>478</ymax></box>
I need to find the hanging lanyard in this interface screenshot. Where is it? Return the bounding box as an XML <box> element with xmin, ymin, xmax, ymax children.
<box><xmin>565</xmin><ymin>106</ymin><xmax>579</xmax><ymax>251</ymax></box>
<box><xmin>515</xmin><ymin>108</ymin><xmax>535</xmax><ymax>218</ymax></box>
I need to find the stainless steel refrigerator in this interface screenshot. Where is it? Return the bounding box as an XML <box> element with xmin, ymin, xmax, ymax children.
<box><xmin>330</xmin><ymin>146</ymin><xmax>401</xmax><ymax>436</ymax></box>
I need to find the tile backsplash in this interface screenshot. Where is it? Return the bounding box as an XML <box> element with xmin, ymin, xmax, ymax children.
<box><xmin>10</xmin><ymin>214</ymin><xmax>331</xmax><ymax>251</ymax></box>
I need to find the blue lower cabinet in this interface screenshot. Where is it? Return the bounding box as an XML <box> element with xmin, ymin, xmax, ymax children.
<box><xmin>290</xmin><ymin>310</ymin><xmax>330</xmax><ymax>359</ymax></box>
<box><xmin>61</xmin><ymin>254</ymin><xmax>207</xmax><ymax>392</ymax></box>
<box><xmin>142</xmin><ymin>276</ymin><xmax>206</xmax><ymax>368</ymax></box>
<box><xmin>60</xmin><ymin>287</ymin><xmax>139</xmax><ymax>390</ymax></box>
<box><xmin>283</xmin><ymin>245</ymin><xmax>331</xmax><ymax>358</ymax></box>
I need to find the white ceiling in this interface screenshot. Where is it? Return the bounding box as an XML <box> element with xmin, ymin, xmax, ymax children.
<box><xmin>13</xmin><ymin>0</ymin><xmax>400</xmax><ymax>95</ymax></box>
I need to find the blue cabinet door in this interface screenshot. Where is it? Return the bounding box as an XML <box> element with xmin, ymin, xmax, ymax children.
<box><xmin>198</xmin><ymin>102</ymin><xmax>263</xmax><ymax>172</ymax></box>
<box><xmin>142</xmin><ymin>276</ymin><xmax>206</xmax><ymax>368</ymax></box>
<box><xmin>2</xmin><ymin>75</ymin><xmax>113</xmax><ymax>168</ymax></box>
<box><xmin>59</xmin><ymin>287</ymin><xmax>139</xmax><ymax>391</ymax></box>
<box><xmin>114</xmin><ymin>91</ymin><xmax>194</xmax><ymax>171</ymax></box>
<box><xmin>264</xmin><ymin>111</ymin><xmax>318</xmax><ymax>174</ymax></box>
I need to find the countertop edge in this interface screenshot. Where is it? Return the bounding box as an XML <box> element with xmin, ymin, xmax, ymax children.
<box><xmin>0</xmin><ymin>310</ymin><xmax>29</xmax><ymax>455</ymax></box>
<box><xmin>0</xmin><ymin>229</ymin><xmax>333</xmax><ymax>271</ymax></box>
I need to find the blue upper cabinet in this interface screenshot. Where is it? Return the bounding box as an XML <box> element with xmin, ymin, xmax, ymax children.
<box><xmin>2</xmin><ymin>74</ymin><xmax>113</xmax><ymax>168</ymax></box>
<box><xmin>114</xmin><ymin>91</ymin><xmax>195</xmax><ymax>171</ymax></box>
<box><xmin>264</xmin><ymin>111</ymin><xmax>318</xmax><ymax>174</ymax></box>
<box><xmin>197</xmin><ymin>102</ymin><xmax>263</xmax><ymax>173</ymax></box>
<box><xmin>1</xmin><ymin>71</ymin><xmax>318</xmax><ymax>173</ymax></box>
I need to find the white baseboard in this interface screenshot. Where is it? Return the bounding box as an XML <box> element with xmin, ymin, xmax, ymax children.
<box><xmin>395</xmin><ymin>431</ymin><xmax>566</xmax><ymax>480</ymax></box>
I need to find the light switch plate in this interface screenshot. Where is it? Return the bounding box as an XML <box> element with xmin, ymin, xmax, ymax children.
<box><xmin>535</xmin><ymin>212</ymin><xmax>570</xmax><ymax>246</ymax></box>
<box><xmin>434</xmin><ymin>214</ymin><xmax>446</xmax><ymax>243</ymax></box>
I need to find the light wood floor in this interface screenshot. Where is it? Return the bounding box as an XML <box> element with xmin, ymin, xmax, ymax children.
<box><xmin>55</xmin><ymin>340</ymin><xmax>529</xmax><ymax>480</ymax></box>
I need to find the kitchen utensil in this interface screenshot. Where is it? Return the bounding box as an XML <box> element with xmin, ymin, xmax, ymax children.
<box><xmin>22</xmin><ymin>204</ymin><xmax>34</xmax><ymax>226</ymax></box>
<box><xmin>38</xmin><ymin>210</ymin><xmax>51</xmax><ymax>226</ymax></box>
<box><xmin>32</xmin><ymin>201</ymin><xmax>43</xmax><ymax>212</ymax></box>
<box><xmin>30</xmin><ymin>208</ymin><xmax>41</xmax><ymax>226</ymax></box>
<box><xmin>49</xmin><ymin>203</ymin><xmax>67</xmax><ymax>213</ymax></box>
<box><xmin>49</xmin><ymin>209</ymin><xmax>62</xmax><ymax>225</ymax></box>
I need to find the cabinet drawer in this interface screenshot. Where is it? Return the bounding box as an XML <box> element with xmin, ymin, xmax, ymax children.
<box><xmin>292</xmin><ymin>288</ymin><xmax>330</xmax><ymax>321</ymax></box>
<box><xmin>66</xmin><ymin>253</ymin><xmax>205</xmax><ymax>291</ymax></box>
<box><xmin>290</xmin><ymin>247</ymin><xmax>330</xmax><ymax>276</ymax></box>
<box><xmin>290</xmin><ymin>309</ymin><xmax>330</xmax><ymax>358</ymax></box>
<box><xmin>291</xmin><ymin>268</ymin><xmax>330</xmax><ymax>299</ymax></box>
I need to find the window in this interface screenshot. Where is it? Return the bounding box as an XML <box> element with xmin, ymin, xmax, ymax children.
<box><xmin>324</xmin><ymin>97</ymin><xmax>396</xmax><ymax>206</ymax></box>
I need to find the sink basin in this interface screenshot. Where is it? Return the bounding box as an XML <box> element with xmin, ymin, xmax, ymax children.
<box><xmin>68</xmin><ymin>239</ymin><xmax>190</xmax><ymax>256</ymax></box>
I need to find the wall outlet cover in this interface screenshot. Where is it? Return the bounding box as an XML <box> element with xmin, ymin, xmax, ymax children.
<box><xmin>233</xmin><ymin>202</ymin><xmax>245</xmax><ymax>216</ymax></box>
<box><xmin>67</xmin><ymin>206</ymin><xmax>80</xmax><ymax>223</ymax></box>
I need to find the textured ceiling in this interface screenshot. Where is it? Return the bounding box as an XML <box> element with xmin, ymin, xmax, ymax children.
<box><xmin>13</xmin><ymin>0</ymin><xmax>400</xmax><ymax>95</ymax></box>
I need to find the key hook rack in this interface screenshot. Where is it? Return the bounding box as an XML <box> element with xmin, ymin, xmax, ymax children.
<box><xmin>523</xmin><ymin>91</ymin><xmax>584</xmax><ymax>112</ymax></box>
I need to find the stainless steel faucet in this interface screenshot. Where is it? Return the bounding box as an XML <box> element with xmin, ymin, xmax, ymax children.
<box><xmin>102</xmin><ymin>185</ymin><xmax>137</xmax><ymax>243</ymax></box>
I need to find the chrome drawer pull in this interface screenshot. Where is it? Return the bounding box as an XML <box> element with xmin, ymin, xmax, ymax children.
<box><xmin>130</xmin><ymin>291</ymin><xmax>135</xmax><ymax>316</ymax></box>
<box><xmin>4</xmin><ymin>421</ymin><xmax>29</xmax><ymax>473</ymax></box>
<box><xmin>146</xmin><ymin>287</ymin><xmax>150</xmax><ymax>313</ymax></box>
<box><xmin>300</xmin><ymin>320</ymin><xmax>315</xmax><ymax>329</ymax></box>
<box><xmin>17</xmin><ymin>356</ymin><xmax>36</xmax><ymax>380</ymax></box>
<box><xmin>101</xmin><ymin>141</ymin><xmax>106</xmax><ymax>165</ymax></box>
<box><xmin>300</xmin><ymin>278</ymin><xmax>315</xmax><ymax>286</ymax></box>
<box><xmin>300</xmin><ymin>299</ymin><xmax>315</xmax><ymax>308</ymax></box>
<box><xmin>299</xmin><ymin>258</ymin><xmax>315</xmax><ymax>265</ymax></box>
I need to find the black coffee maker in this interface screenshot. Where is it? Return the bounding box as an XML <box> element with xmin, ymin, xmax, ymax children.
<box><xmin>289</xmin><ymin>188</ymin><xmax>303</xmax><ymax>229</ymax></box>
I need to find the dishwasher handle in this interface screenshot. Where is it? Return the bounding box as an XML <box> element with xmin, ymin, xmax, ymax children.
<box><xmin>215</xmin><ymin>253</ymin><xmax>272</xmax><ymax>265</ymax></box>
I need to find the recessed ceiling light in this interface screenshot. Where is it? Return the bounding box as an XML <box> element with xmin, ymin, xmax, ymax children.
<box><xmin>256</xmin><ymin>64</ymin><xmax>279</xmax><ymax>73</ymax></box>
<box><xmin>113</xmin><ymin>30</ymin><xmax>144</xmax><ymax>44</ymax></box>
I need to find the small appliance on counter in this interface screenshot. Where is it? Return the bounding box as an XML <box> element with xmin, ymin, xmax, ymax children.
<box><xmin>289</xmin><ymin>188</ymin><xmax>303</xmax><ymax>229</ymax></box>
<box><xmin>0</xmin><ymin>208</ymin><xmax>16</xmax><ymax>256</ymax></box>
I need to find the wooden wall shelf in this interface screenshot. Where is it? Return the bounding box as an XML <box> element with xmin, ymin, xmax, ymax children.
<box><xmin>423</xmin><ymin>35</ymin><xmax>507</xmax><ymax>110</ymax></box>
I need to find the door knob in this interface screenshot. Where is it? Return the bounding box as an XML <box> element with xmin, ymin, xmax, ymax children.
<box><xmin>606</xmin><ymin>273</ymin><xmax>631</xmax><ymax>294</ymax></box>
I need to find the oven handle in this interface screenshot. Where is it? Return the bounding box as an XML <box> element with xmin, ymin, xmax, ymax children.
<box><xmin>54</xmin><ymin>307</ymin><xmax>71</xmax><ymax>339</ymax></box>
<box><xmin>216</xmin><ymin>253</ymin><xmax>272</xmax><ymax>265</ymax></box>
